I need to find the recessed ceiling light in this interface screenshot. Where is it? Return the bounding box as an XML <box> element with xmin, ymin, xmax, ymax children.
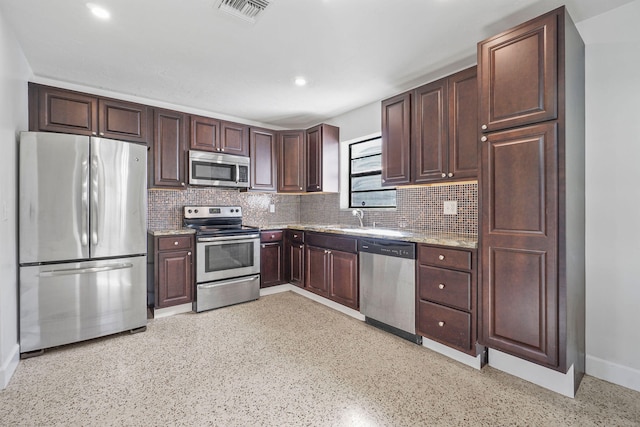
<box><xmin>86</xmin><ymin>3</ymin><xmax>110</xmax><ymax>20</ymax></box>
<box><xmin>294</xmin><ymin>77</ymin><xmax>307</xmax><ymax>86</ymax></box>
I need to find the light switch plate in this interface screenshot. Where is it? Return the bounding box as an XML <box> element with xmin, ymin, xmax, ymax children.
<box><xmin>443</xmin><ymin>200</ymin><xmax>457</xmax><ymax>215</ymax></box>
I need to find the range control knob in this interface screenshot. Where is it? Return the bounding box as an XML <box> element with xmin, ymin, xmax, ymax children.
<box><xmin>188</xmin><ymin>209</ymin><xmax>192</xmax><ymax>214</ymax></box>
<box><xmin>194</xmin><ymin>209</ymin><xmax>199</xmax><ymax>213</ymax></box>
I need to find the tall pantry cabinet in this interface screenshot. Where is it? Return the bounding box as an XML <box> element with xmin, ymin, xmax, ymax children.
<box><xmin>477</xmin><ymin>6</ymin><xmax>585</xmax><ymax>393</ymax></box>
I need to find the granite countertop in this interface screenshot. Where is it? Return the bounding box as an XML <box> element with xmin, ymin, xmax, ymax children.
<box><xmin>250</xmin><ymin>224</ymin><xmax>478</xmax><ymax>249</ymax></box>
<box><xmin>147</xmin><ymin>228</ymin><xmax>196</xmax><ymax>237</ymax></box>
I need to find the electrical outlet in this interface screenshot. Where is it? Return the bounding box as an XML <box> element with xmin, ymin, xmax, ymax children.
<box><xmin>269</xmin><ymin>204</ymin><xmax>275</xmax><ymax>213</ymax></box>
<box><xmin>443</xmin><ymin>200</ymin><xmax>457</xmax><ymax>215</ymax></box>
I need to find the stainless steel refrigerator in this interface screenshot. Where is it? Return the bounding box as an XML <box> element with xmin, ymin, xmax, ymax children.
<box><xmin>19</xmin><ymin>131</ymin><xmax>148</xmax><ymax>354</ymax></box>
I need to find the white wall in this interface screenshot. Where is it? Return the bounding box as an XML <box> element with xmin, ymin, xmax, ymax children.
<box><xmin>577</xmin><ymin>0</ymin><xmax>640</xmax><ymax>392</ymax></box>
<box><xmin>0</xmin><ymin>8</ymin><xmax>32</xmax><ymax>388</ymax></box>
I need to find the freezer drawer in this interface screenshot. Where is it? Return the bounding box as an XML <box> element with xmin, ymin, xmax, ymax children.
<box><xmin>194</xmin><ymin>274</ymin><xmax>260</xmax><ymax>313</ymax></box>
<box><xmin>20</xmin><ymin>256</ymin><xmax>147</xmax><ymax>353</ymax></box>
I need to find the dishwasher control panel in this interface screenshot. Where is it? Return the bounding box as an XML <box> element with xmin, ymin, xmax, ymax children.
<box><xmin>358</xmin><ymin>239</ymin><xmax>415</xmax><ymax>259</ymax></box>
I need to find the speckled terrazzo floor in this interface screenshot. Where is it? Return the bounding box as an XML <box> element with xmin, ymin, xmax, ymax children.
<box><xmin>1</xmin><ymin>292</ymin><xmax>639</xmax><ymax>426</ymax></box>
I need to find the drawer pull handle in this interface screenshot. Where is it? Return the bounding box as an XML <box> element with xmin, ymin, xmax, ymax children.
<box><xmin>438</xmin><ymin>321</ymin><xmax>445</xmax><ymax>327</ymax></box>
<box><xmin>438</xmin><ymin>283</ymin><xmax>445</xmax><ymax>290</ymax></box>
<box><xmin>174</xmin><ymin>241</ymin><xmax>179</xmax><ymax>246</ymax></box>
<box><xmin>438</xmin><ymin>255</ymin><xmax>445</xmax><ymax>260</ymax></box>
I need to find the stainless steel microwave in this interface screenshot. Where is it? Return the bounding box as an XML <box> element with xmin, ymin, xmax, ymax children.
<box><xmin>188</xmin><ymin>150</ymin><xmax>250</xmax><ymax>188</ymax></box>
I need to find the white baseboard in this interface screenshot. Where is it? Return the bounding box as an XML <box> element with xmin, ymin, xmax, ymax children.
<box><xmin>261</xmin><ymin>284</ymin><xmax>365</xmax><ymax>321</ymax></box>
<box><xmin>1</xmin><ymin>343</ymin><xmax>20</xmax><ymax>389</ymax></box>
<box><xmin>489</xmin><ymin>349</ymin><xmax>577</xmax><ymax>398</ymax></box>
<box><xmin>421</xmin><ymin>337</ymin><xmax>484</xmax><ymax>370</ymax></box>
<box><xmin>586</xmin><ymin>354</ymin><xmax>640</xmax><ymax>393</ymax></box>
<box><xmin>153</xmin><ymin>302</ymin><xmax>193</xmax><ymax>319</ymax></box>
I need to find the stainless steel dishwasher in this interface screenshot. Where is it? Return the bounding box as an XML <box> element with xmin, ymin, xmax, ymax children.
<box><xmin>359</xmin><ymin>238</ymin><xmax>421</xmax><ymax>344</ymax></box>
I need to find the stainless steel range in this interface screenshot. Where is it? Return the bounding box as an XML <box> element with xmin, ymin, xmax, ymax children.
<box><xmin>184</xmin><ymin>206</ymin><xmax>260</xmax><ymax>312</ymax></box>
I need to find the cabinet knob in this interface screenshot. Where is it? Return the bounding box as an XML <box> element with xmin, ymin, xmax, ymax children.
<box><xmin>262</xmin><ymin>244</ymin><xmax>265</xmax><ymax>249</ymax></box>
<box><xmin>438</xmin><ymin>321</ymin><xmax>445</xmax><ymax>327</ymax></box>
<box><xmin>299</xmin><ymin>245</ymin><xmax>304</xmax><ymax>249</ymax></box>
<box><xmin>221</xmin><ymin>148</ymin><xmax>225</xmax><ymax>152</ymax></box>
<box><xmin>448</xmin><ymin>173</ymin><xmax>453</xmax><ymax>178</ymax></box>
<box><xmin>481</xmin><ymin>136</ymin><xmax>488</xmax><ymax>142</ymax></box>
<box><xmin>92</xmin><ymin>132</ymin><xmax>97</xmax><ymax>136</ymax></box>
<box><xmin>100</xmin><ymin>132</ymin><xmax>104</xmax><ymax>136</ymax></box>
<box><xmin>438</xmin><ymin>254</ymin><xmax>445</xmax><ymax>260</ymax></box>
<box><xmin>481</xmin><ymin>124</ymin><xmax>488</xmax><ymax>130</ymax></box>
<box><xmin>299</xmin><ymin>187</ymin><xmax>303</xmax><ymax>190</ymax></box>
<box><xmin>216</xmin><ymin>148</ymin><xmax>221</xmax><ymax>151</ymax></box>
<box><xmin>181</xmin><ymin>183</ymin><xmax>185</xmax><ymax>187</ymax></box>
<box><xmin>174</xmin><ymin>241</ymin><xmax>179</xmax><ymax>246</ymax></box>
<box><xmin>438</xmin><ymin>283</ymin><xmax>445</xmax><ymax>290</ymax></box>
<box><xmin>187</xmin><ymin>252</ymin><xmax>191</xmax><ymax>256</ymax></box>
<box><xmin>441</xmin><ymin>173</ymin><xmax>446</xmax><ymax>178</ymax></box>
<box><xmin>382</xmin><ymin>179</ymin><xmax>386</xmax><ymax>183</ymax></box>
<box><xmin>270</xmin><ymin>234</ymin><xmax>275</xmax><ymax>238</ymax></box>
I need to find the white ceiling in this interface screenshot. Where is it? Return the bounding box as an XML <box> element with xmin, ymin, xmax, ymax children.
<box><xmin>0</xmin><ymin>0</ymin><xmax>634</xmax><ymax>128</ymax></box>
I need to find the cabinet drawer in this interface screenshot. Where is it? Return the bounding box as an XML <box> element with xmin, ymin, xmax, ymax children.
<box><xmin>419</xmin><ymin>245</ymin><xmax>471</xmax><ymax>271</ymax></box>
<box><xmin>261</xmin><ymin>230</ymin><xmax>283</xmax><ymax>243</ymax></box>
<box><xmin>306</xmin><ymin>232</ymin><xmax>357</xmax><ymax>253</ymax></box>
<box><xmin>417</xmin><ymin>300</ymin><xmax>471</xmax><ymax>351</ymax></box>
<box><xmin>157</xmin><ymin>236</ymin><xmax>193</xmax><ymax>251</ymax></box>
<box><xmin>418</xmin><ymin>265</ymin><xmax>471</xmax><ymax>311</ymax></box>
<box><xmin>286</xmin><ymin>230</ymin><xmax>305</xmax><ymax>243</ymax></box>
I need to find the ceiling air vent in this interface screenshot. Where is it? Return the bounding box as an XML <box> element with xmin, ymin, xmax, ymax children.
<box><xmin>218</xmin><ymin>0</ymin><xmax>271</xmax><ymax>23</ymax></box>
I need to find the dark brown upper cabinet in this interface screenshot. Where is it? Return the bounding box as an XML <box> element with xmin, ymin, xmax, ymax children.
<box><xmin>29</xmin><ymin>83</ymin><xmax>150</xmax><ymax>145</ymax></box>
<box><xmin>305</xmin><ymin>124</ymin><xmax>339</xmax><ymax>193</ymax></box>
<box><xmin>249</xmin><ymin>127</ymin><xmax>278</xmax><ymax>192</ymax></box>
<box><xmin>220</xmin><ymin>120</ymin><xmax>249</xmax><ymax>156</ymax></box>
<box><xmin>478</xmin><ymin>11</ymin><xmax>558</xmax><ymax>133</ymax></box>
<box><xmin>152</xmin><ymin>108</ymin><xmax>188</xmax><ymax>188</ymax></box>
<box><xmin>278</xmin><ymin>130</ymin><xmax>305</xmax><ymax>193</ymax></box>
<box><xmin>383</xmin><ymin>67</ymin><xmax>478</xmax><ymax>186</ymax></box>
<box><xmin>189</xmin><ymin>115</ymin><xmax>220</xmax><ymax>152</ymax></box>
<box><xmin>381</xmin><ymin>92</ymin><xmax>412</xmax><ymax>186</ymax></box>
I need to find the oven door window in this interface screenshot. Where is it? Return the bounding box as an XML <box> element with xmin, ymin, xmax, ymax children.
<box><xmin>192</xmin><ymin>161</ymin><xmax>236</xmax><ymax>183</ymax></box>
<box><xmin>204</xmin><ymin>241</ymin><xmax>254</xmax><ymax>273</ymax></box>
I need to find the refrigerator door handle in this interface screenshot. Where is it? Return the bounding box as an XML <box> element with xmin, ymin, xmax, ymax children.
<box><xmin>91</xmin><ymin>153</ymin><xmax>99</xmax><ymax>247</ymax></box>
<box><xmin>81</xmin><ymin>157</ymin><xmax>89</xmax><ymax>247</ymax></box>
<box><xmin>38</xmin><ymin>263</ymin><xmax>134</xmax><ymax>277</ymax></box>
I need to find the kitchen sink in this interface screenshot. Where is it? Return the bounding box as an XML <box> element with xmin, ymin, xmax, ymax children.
<box><xmin>331</xmin><ymin>227</ymin><xmax>407</xmax><ymax>238</ymax></box>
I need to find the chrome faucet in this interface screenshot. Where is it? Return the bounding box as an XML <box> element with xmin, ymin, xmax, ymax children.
<box><xmin>352</xmin><ymin>209</ymin><xmax>364</xmax><ymax>227</ymax></box>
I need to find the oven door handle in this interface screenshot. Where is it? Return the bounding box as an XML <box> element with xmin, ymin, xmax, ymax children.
<box><xmin>197</xmin><ymin>275</ymin><xmax>260</xmax><ymax>289</ymax></box>
<box><xmin>197</xmin><ymin>234</ymin><xmax>260</xmax><ymax>243</ymax></box>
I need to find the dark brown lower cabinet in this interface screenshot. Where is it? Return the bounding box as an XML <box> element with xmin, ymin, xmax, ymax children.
<box><xmin>304</xmin><ymin>232</ymin><xmax>358</xmax><ymax>310</ymax></box>
<box><xmin>260</xmin><ymin>230</ymin><xmax>284</xmax><ymax>288</ymax></box>
<box><xmin>416</xmin><ymin>244</ymin><xmax>477</xmax><ymax>355</ymax></box>
<box><xmin>152</xmin><ymin>235</ymin><xmax>194</xmax><ymax>309</ymax></box>
<box><xmin>285</xmin><ymin>230</ymin><xmax>305</xmax><ymax>287</ymax></box>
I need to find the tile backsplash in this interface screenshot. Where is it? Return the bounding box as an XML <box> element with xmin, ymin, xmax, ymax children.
<box><xmin>149</xmin><ymin>182</ymin><xmax>477</xmax><ymax>236</ymax></box>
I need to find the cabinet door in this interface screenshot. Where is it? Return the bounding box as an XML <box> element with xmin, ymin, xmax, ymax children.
<box><xmin>448</xmin><ymin>66</ymin><xmax>478</xmax><ymax>180</ymax></box>
<box><xmin>157</xmin><ymin>249</ymin><xmax>193</xmax><ymax>308</ymax></box>
<box><xmin>190</xmin><ymin>115</ymin><xmax>221</xmax><ymax>152</ymax></box>
<box><xmin>306</xmin><ymin>125</ymin><xmax>322</xmax><ymax>192</ymax></box>
<box><xmin>305</xmin><ymin>245</ymin><xmax>328</xmax><ymax>296</ymax></box>
<box><xmin>260</xmin><ymin>242</ymin><xmax>283</xmax><ymax>288</ymax></box>
<box><xmin>479</xmin><ymin>122</ymin><xmax>559</xmax><ymax>368</ymax></box>
<box><xmin>328</xmin><ymin>250</ymin><xmax>358</xmax><ymax>310</ymax></box>
<box><xmin>478</xmin><ymin>11</ymin><xmax>558</xmax><ymax>132</ymax></box>
<box><xmin>98</xmin><ymin>99</ymin><xmax>150</xmax><ymax>144</ymax></box>
<box><xmin>33</xmin><ymin>84</ymin><xmax>98</xmax><ymax>135</ymax></box>
<box><xmin>220</xmin><ymin>121</ymin><xmax>249</xmax><ymax>156</ymax></box>
<box><xmin>278</xmin><ymin>130</ymin><xmax>305</xmax><ymax>192</ymax></box>
<box><xmin>381</xmin><ymin>92</ymin><xmax>411</xmax><ymax>186</ymax></box>
<box><xmin>289</xmin><ymin>242</ymin><xmax>305</xmax><ymax>287</ymax></box>
<box><xmin>413</xmin><ymin>79</ymin><xmax>448</xmax><ymax>183</ymax></box>
<box><xmin>250</xmin><ymin>128</ymin><xmax>277</xmax><ymax>192</ymax></box>
<box><xmin>153</xmin><ymin>109</ymin><xmax>187</xmax><ymax>188</ymax></box>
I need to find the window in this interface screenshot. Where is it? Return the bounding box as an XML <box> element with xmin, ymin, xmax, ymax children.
<box><xmin>349</xmin><ymin>137</ymin><xmax>396</xmax><ymax>208</ymax></box>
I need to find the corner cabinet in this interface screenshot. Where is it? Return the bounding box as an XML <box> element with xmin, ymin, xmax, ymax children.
<box><xmin>28</xmin><ymin>83</ymin><xmax>151</xmax><ymax>145</ymax></box>
<box><xmin>250</xmin><ymin>127</ymin><xmax>278</xmax><ymax>192</ymax></box>
<box><xmin>478</xmin><ymin>6</ymin><xmax>585</xmax><ymax>376</ymax></box>
<box><xmin>305</xmin><ymin>124</ymin><xmax>339</xmax><ymax>192</ymax></box>
<box><xmin>151</xmin><ymin>108</ymin><xmax>188</xmax><ymax>188</ymax></box>
<box><xmin>149</xmin><ymin>234</ymin><xmax>194</xmax><ymax>309</ymax></box>
<box><xmin>278</xmin><ymin>130</ymin><xmax>305</xmax><ymax>192</ymax></box>
<box><xmin>305</xmin><ymin>232</ymin><xmax>358</xmax><ymax>310</ymax></box>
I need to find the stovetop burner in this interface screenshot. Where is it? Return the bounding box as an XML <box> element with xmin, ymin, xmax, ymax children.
<box><xmin>183</xmin><ymin>205</ymin><xmax>258</xmax><ymax>237</ymax></box>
